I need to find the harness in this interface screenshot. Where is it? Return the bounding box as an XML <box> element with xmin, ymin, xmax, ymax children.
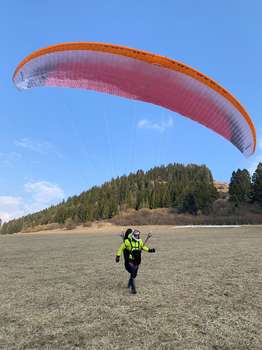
<box><xmin>124</xmin><ymin>237</ymin><xmax>142</xmax><ymax>265</ymax></box>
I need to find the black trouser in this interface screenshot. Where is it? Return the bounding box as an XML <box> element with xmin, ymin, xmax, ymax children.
<box><xmin>125</xmin><ymin>260</ymin><xmax>139</xmax><ymax>279</ymax></box>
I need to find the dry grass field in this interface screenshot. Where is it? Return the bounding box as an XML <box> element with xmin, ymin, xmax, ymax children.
<box><xmin>0</xmin><ymin>226</ymin><xmax>261</xmax><ymax>349</ymax></box>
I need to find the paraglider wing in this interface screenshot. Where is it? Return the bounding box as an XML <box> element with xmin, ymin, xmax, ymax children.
<box><xmin>13</xmin><ymin>42</ymin><xmax>256</xmax><ymax>156</ymax></box>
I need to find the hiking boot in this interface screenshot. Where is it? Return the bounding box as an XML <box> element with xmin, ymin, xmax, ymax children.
<box><xmin>130</xmin><ymin>278</ymin><xmax>137</xmax><ymax>294</ymax></box>
<box><xmin>131</xmin><ymin>286</ymin><xmax>137</xmax><ymax>294</ymax></box>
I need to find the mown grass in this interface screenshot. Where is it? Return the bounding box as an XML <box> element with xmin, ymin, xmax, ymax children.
<box><xmin>0</xmin><ymin>226</ymin><xmax>261</xmax><ymax>349</ymax></box>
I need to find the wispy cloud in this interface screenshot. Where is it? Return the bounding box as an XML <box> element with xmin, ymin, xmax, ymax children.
<box><xmin>24</xmin><ymin>181</ymin><xmax>64</xmax><ymax>207</ymax></box>
<box><xmin>0</xmin><ymin>181</ymin><xmax>64</xmax><ymax>223</ymax></box>
<box><xmin>0</xmin><ymin>196</ymin><xmax>25</xmax><ymax>222</ymax></box>
<box><xmin>14</xmin><ymin>138</ymin><xmax>64</xmax><ymax>158</ymax></box>
<box><xmin>137</xmin><ymin>116</ymin><xmax>173</xmax><ymax>133</ymax></box>
<box><xmin>0</xmin><ymin>152</ymin><xmax>22</xmax><ymax>167</ymax></box>
<box><xmin>14</xmin><ymin>138</ymin><xmax>51</xmax><ymax>154</ymax></box>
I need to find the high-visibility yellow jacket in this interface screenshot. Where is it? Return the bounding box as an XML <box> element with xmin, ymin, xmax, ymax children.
<box><xmin>116</xmin><ymin>234</ymin><xmax>149</xmax><ymax>261</ymax></box>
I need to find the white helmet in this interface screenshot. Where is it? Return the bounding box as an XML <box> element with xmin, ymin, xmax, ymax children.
<box><xmin>132</xmin><ymin>229</ymin><xmax>140</xmax><ymax>241</ymax></box>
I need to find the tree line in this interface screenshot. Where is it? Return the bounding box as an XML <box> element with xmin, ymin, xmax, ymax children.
<box><xmin>1</xmin><ymin>162</ymin><xmax>262</xmax><ymax>235</ymax></box>
<box><xmin>229</xmin><ymin>163</ymin><xmax>262</xmax><ymax>206</ymax></box>
<box><xmin>0</xmin><ymin>163</ymin><xmax>218</xmax><ymax>234</ymax></box>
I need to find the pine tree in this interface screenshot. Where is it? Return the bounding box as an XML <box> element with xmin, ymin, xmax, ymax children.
<box><xmin>229</xmin><ymin>169</ymin><xmax>252</xmax><ymax>204</ymax></box>
<box><xmin>182</xmin><ymin>193</ymin><xmax>198</xmax><ymax>215</ymax></box>
<box><xmin>252</xmin><ymin>163</ymin><xmax>262</xmax><ymax>205</ymax></box>
<box><xmin>1</xmin><ymin>163</ymin><xmax>220</xmax><ymax>233</ymax></box>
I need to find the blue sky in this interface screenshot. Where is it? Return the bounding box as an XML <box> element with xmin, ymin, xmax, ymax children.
<box><xmin>0</xmin><ymin>0</ymin><xmax>261</xmax><ymax>221</ymax></box>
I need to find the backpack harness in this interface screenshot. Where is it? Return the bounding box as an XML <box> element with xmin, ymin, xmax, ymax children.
<box><xmin>123</xmin><ymin>234</ymin><xmax>142</xmax><ymax>265</ymax></box>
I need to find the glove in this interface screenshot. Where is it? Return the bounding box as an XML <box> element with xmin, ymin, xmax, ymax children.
<box><xmin>115</xmin><ymin>256</ymin><xmax>120</xmax><ymax>263</ymax></box>
<box><xmin>148</xmin><ymin>248</ymin><xmax>156</xmax><ymax>253</ymax></box>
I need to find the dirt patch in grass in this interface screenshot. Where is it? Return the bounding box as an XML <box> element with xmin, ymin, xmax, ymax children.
<box><xmin>0</xmin><ymin>226</ymin><xmax>261</xmax><ymax>349</ymax></box>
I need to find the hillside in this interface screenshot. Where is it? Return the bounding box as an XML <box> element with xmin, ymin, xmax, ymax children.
<box><xmin>213</xmin><ymin>181</ymin><xmax>229</xmax><ymax>193</ymax></box>
<box><xmin>1</xmin><ymin>163</ymin><xmax>218</xmax><ymax>234</ymax></box>
<box><xmin>2</xmin><ymin>162</ymin><xmax>262</xmax><ymax>235</ymax></box>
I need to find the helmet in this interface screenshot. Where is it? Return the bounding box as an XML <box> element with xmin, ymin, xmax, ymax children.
<box><xmin>132</xmin><ymin>229</ymin><xmax>140</xmax><ymax>241</ymax></box>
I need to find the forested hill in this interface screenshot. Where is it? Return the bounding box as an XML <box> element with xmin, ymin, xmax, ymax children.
<box><xmin>1</xmin><ymin>163</ymin><xmax>219</xmax><ymax>234</ymax></box>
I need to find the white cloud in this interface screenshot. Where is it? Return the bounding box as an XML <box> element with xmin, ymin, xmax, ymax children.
<box><xmin>24</xmin><ymin>181</ymin><xmax>64</xmax><ymax>205</ymax></box>
<box><xmin>137</xmin><ymin>117</ymin><xmax>173</xmax><ymax>133</ymax></box>
<box><xmin>0</xmin><ymin>196</ymin><xmax>25</xmax><ymax>222</ymax></box>
<box><xmin>14</xmin><ymin>138</ymin><xmax>51</xmax><ymax>154</ymax></box>
<box><xmin>0</xmin><ymin>181</ymin><xmax>64</xmax><ymax>223</ymax></box>
<box><xmin>14</xmin><ymin>138</ymin><xmax>64</xmax><ymax>158</ymax></box>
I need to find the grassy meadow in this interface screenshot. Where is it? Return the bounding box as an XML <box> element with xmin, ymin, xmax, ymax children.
<box><xmin>0</xmin><ymin>226</ymin><xmax>261</xmax><ymax>349</ymax></box>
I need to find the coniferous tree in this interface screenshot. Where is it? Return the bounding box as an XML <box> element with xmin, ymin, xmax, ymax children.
<box><xmin>181</xmin><ymin>193</ymin><xmax>198</xmax><ymax>215</ymax></box>
<box><xmin>252</xmin><ymin>163</ymin><xmax>262</xmax><ymax>205</ymax></box>
<box><xmin>1</xmin><ymin>163</ymin><xmax>220</xmax><ymax>234</ymax></box>
<box><xmin>229</xmin><ymin>169</ymin><xmax>252</xmax><ymax>204</ymax></box>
